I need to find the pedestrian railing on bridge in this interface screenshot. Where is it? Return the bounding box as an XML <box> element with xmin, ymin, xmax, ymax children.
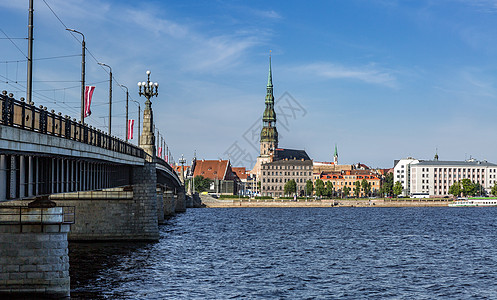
<box><xmin>1</xmin><ymin>91</ymin><xmax>144</xmax><ymax>159</ymax></box>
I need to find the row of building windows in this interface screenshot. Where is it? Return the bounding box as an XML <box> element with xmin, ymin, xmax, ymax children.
<box><xmin>263</xmin><ymin>171</ymin><xmax>312</xmax><ymax>176</ymax></box>
<box><xmin>263</xmin><ymin>178</ymin><xmax>307</xmax><ymax>183</ymax></box>
<box><xmin>262</xmin><ymin>165</ymin><xmax>311</xmax><ymax>170</ymax></box>
<box><xmin>417</xmin><ymin>168</ymin><xmax>496</xmax><ymax>173</ymax></box>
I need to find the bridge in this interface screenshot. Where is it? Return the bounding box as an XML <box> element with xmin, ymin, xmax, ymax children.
<box><xmin>0</xmin><ymin>89</ymin><xmax>195</xmax><ymax>297</ymax></box>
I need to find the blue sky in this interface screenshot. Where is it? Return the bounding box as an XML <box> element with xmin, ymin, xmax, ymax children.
<box><xmin>2</xmin><ymin>0</ymin><xmax>497</xmax><ymax>169</ymax></box>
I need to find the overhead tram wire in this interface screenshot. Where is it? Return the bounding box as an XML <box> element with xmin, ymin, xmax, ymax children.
<box><xmin>0</xmin><ymin>28</ymin><xmax>27</xmax><ymax>58</ymax></box>
<box><xmin>42</xmin><ymin>0</ymin><xmax>145</xmax><ymax>134</ymax></box>
<box><xmin>0</xmin><ymin>73</ymin><xmax>107</xmax><ymax>128</ymax></box>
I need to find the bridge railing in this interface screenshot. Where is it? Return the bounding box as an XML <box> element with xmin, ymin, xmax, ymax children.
<box><xmin>1</xmin><ymin>91</ymin><xmax>144</xmax><ymax>159</ymax></box>
<box><xmin>155</xmin><ymin>154</ymin><xmax>181</xmax><ymax>183</ymax></box>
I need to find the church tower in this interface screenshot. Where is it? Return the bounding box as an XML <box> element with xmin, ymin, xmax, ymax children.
<box><xmin>260</xmin><ymin>53</ymin><xmax>278</xmax><ymax>156</ymax></box>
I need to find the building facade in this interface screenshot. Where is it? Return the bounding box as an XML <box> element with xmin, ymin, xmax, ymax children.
<box><xmin>393</xmin><ymin>157</ymin><xmax>420</xmax><ymax>196</ymax></box>
<box><xmin>260</xmin><ymin>155</ymin><xmax>313</xmax><ymax>197</ymax></box>
<box><xmin>193</xmin><ymin>159</ymin><xmax>240</xmax><ymax>195</ymax></box>
<box><xmin>410</xmin><ymin>159</ymin><xmax>497</xmax><ymax>197</ymax></box>
<box><xmin>320</xmin><ymin>169</ymin><xmax>381</xmax><ymax>197</ymax></box>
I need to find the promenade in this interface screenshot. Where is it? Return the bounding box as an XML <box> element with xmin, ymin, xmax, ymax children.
<box><xmin>202</xmin><ymin>198</ymin><xmax>452</xmax><ymax>208</ymax></box>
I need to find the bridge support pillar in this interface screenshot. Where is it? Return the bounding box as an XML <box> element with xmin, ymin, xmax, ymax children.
<box><xmin>130</xmin><ymin>161</ymin><xmax>159</xmax><ymax>240</ymax></box>
<box><xmin>0</xmin><ymin>205</ymin><xmax>71</xmax><ymax>298</ymax></box>
<box><xmin>156</xmin><ymin>187</ymin><xmax>165</xmax><ymax>224</ymax></box>
<box><xmin>0</xmin><ymin>155</ymin><xmax>6</xmax><ymax>201</ymax></box>
<box><xmin>175</xmin><ymin>188</ymin><xmax>186</xmax><ymax>213</ymax></box>
<box><xmin>164</xmin><ymin>190</ymin><xmax>175</xmax><ymax>216</ymax></box>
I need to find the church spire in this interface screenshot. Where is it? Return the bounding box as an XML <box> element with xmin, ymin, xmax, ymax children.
<box><xmin>267</xmin><ymin>50</ymin><xmax>273</xmax><ymax>87</ymax></box>
<box><xmin>260</xmin><ymin>51</ymin><xmax>278</xmax><ymax>156</ymax></box>
<box><xmin>334</xmin><ymin>144</ymin><xmax>339</xmax><ymax>165</ymax></box>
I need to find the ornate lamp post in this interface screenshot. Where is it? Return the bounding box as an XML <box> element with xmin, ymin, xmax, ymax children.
<box><xmin>137</xmin><ymin>70</ymin><xmax>159</xmax><ymax>157</ymax></box>
<box><xmin>137</xmin><ymin>70</ymin><xmax>158</xmax><ymax>110</ymax></box>
<box><xmin>65</xmin><ymin>28</ymin><xmax>85</xmax><ymax>123</ymax></box>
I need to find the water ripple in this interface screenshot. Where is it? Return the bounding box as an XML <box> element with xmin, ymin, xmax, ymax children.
<box><xmin>70</xmin><ymin>207</ymin><xmax>497</xmax><ymax>299</ymax></box>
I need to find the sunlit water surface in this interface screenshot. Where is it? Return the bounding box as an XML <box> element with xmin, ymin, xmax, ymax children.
<box><xmin>69</xmin><ymin>207</ymin><xmax>497</xmax><ymax>299</ymax></box>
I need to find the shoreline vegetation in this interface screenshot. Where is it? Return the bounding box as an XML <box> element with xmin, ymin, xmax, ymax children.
<box><xmin>202</xmin><ymin>197</ymin><xmax>454</xmax><ymax>208</ymax></box>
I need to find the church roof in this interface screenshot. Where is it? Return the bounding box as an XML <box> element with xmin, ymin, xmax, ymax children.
<box><xmin>273</xmin><ymin>148</ymin><xmax>311</xmax><ymax>161</ymax></box>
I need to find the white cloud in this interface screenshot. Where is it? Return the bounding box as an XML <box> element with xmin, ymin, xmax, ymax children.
<box><xmin>293</xmin><ymin>62</ymin><xmax>398</xmax><ymax>87</ymax></box>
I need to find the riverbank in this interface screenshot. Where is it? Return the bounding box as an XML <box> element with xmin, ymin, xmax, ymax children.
<box><xmin>202</xmin><ymin>198</ymin><xmax>452</xmax><ymax>208</ymax></box>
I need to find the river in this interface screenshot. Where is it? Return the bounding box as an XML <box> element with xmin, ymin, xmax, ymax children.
<box><xmin>69</xmin><ymin>207</ymin><xmax>497</xmax><ymax>299</ymax></box>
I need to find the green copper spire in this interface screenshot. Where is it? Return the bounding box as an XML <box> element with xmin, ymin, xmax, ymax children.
<box><xmin>334</xmin><ymin>144</ymin><xmax>338</xmax><ymax>158</ymax></box>
<box><xmin>267</xmin><ymin>51</ymin><xmax>273</xmax><ymax>87</ymax></box>
<box><xmin>260</xmin><ymin>52</ymin><xmax>278</xmax><ymax>147</ymax></box>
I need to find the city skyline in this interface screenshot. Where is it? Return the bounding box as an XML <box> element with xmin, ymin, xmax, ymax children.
<box><xmin>3</xmin><ymin>0</ymin><xmax>497</xmax><ymax>168</ymax></box>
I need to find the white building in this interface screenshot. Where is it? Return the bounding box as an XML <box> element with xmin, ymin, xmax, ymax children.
<box><xmin>393</xmin><ymin>157</ymin><xmax>419</xmax><ymax>196</ymax></box>
<box><xmin>410</xmin><ymin>159</ymin><xmax>497</xmax><ymax>197</ymax></box>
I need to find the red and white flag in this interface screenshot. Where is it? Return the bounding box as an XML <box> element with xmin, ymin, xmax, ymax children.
<box><xmin>84</xmin><ymin>86</ymin><xmax>95</xmax><ymax>117</ymax></box>
<box><xmin>165</xmin><ymin>154</ymin><xmax>168</xmax><ymax>162</ymax></box>
<box><xmin>127</xmin><ymin>119</ymin><xmax>134</xmax><ymax>140</ymax></box>
<box><xmin>158</xmin><ymin>147</ymin><xmax>162</xmax><ymax>158</ymax></box>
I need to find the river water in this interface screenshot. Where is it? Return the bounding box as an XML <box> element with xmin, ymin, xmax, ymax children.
<box><xmin>69</xmin><ymin>207</ymin><xmax>497</xmax><ymax>299</ymax></box>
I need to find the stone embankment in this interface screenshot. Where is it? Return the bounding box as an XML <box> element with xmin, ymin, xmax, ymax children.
<box><xmin>202</xmin><ymin>197</ymin><xmax>452</xmax><ymax>208</ymax></box>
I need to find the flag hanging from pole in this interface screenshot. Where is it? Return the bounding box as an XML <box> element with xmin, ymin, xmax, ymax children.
<box><xmin>127</xmin><ymin>119</ymin><xmax>134</xmax><ymax>140</ymax></box>
<box><xmin>158</xmin><ymin>147</ymin><xmax>162</xmax><ymax>158</ymax></box>
<box><xmin>84</xmin><ymin>86</ymin><xmax>95</xmax><ymax>117</ymax></box>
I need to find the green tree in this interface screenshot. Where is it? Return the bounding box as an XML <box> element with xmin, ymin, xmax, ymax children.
<box><xmin>380</xmin><ymin>173</ymin><xmax>393</xmax><ymax>197</ymax></box>
<box><xmin>492</xmin><ymin>184</ymin><xmax>497</xmax><ymax>197</ymax></box>
<box><xmin>461</xmin><ymin>179</ymin><xmax>477</xmax><ymax>196</ymax></box>
<box><xmin>393</xmin><ymin>181</ymin><xmax>403</xmax><ymax>198</ymax></box>
<box><xmin>343</xmin><ymin>186</ymin><xmax>350</xmax><ymax>198</ymax></box>
<box><xmin>194</xmin><ymin>175</ymin><xmax>212</xmax><ymax>193</ymax></box>
<box><xmin>315</xmin><ymin>179</ymin><xmax>325</xmax><ymax>197</ymax></box>
<box><xmin>325</xmin><ymin>181</ymin><xmax>334</xmax><ymax>198</ymax></box>
<box><xmin>284</xmin><ymin>179</ymin><xmax>297</xmax><ymax>196</ymax></box>
<box><xmin>361</xmin><ymin>179</ymin><xmax>371</xmax><ymax>197</ymax></box>
<box><xmin>354</xmin><ymin>181</ymin><xmax>361</xmax><ymax>197</ymax></box>
<box><xmin>305</xmin><ymin>180</ymin><xmax>314</xmax><ymax>196</ymax></box>
<box><xmin>448</xmin><ymin>181</ymin><xmax>461</xmax><ymax>198</ymax></box>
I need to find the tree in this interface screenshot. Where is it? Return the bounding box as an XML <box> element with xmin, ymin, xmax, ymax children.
<box><xmin>448</xmin><ymin>181</ymin><xmax>461</xmax><ymax>198</ymax></box>
<box><xmin>325</xmin><ymin>181</ymin><xmax>334</xmax><ymax>198</ymax></box>
<box><xmin>284</xmin><ymin>179</ymin><xmax>297</xmax><ymax>196</ymax></box>
<box><xmin>343</xmin><ymin>186</ymin><xmax>350</xmax><ymax>198</ymax></box>
<box><xmin>354</xmin><ymin>181</ymin><xmax>361</xmax><ymax>197</ymax></box>
<box><xmin>492</xmin><ymin>184</ymin><xmax>497</xmax><ymax>197</ymax></box>
<box><xmin>305</xmin><ymin>180</ymin><xmax>314</xmax><ymax>196</ymax></box>
<box><xmin>393</xmin><ymin>181</ymin><xmax>403</xmax><ymax>198</ymax></box>
<box><xmin>315</xmin><ymin>179</ymin><xmax>325</xmax><ymax>197</ymax></box>
<box><xmin>194</xmin><ymin>175</ymin><xmax>212</xmax><ymax>193</ymax></box>
<box><xmin>380</xmin><ymin>173</ymin><xmax>393</xmax><ymax>197</ymax></box>
<box><xmin>461</xmin><ymin>179</ymin><xmax>477</xmax><ymax>197</ymax></box>
<box><xmin>361</xmin><ymin>179</ymin><xmax>371</xmax><ymax>197</ymax></box>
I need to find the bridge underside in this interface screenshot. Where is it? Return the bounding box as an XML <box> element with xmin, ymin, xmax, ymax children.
<box><xmin>0</xmin><ymin>153</ymin><xmax>132</xmax><ymax>201</ymax></box>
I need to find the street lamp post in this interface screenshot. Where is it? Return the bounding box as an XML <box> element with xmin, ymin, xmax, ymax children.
<box><xmin>98</xmin><ymin>62</ymin><xmax>112</xmax><ymax>135</ymax></box>
<box><xmin>131</xmin><ymin>99</ymin><xmax>141</xmax><ymax>145</ymax></box>
<box><xmin>66</xmin><ymin>28</ymin><xmax>85</xmax><ymax>123</ymax></box>
<box><xmin>120</xmin><ymin>85</ymin><xmax>129</xmax><ymax>142</ymax></box>
<box><xmin>179</xmin><ymin>154</ymin><xmax>186</xmax><ymax>184</ymax></box>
